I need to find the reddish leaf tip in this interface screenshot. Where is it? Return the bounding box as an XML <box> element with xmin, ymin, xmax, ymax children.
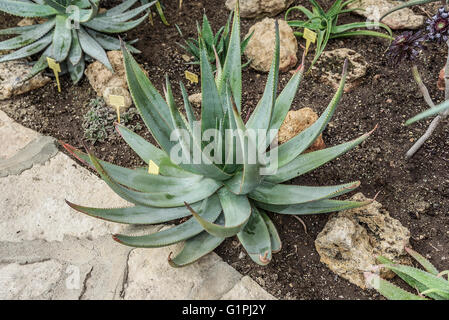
<box><xmin>112</xmin><ymin>234</ymin><xmax>122</xmax><ymax>243</ymax></box>
<box><xmin>372</xmin><ymin>191</ymin><xmax>381</xmax><ymax>202</ymax></box>
<box><xmin>259</xmin><ymin>251</ymin><xmax>271</xmax><ymax>264</ymax></box>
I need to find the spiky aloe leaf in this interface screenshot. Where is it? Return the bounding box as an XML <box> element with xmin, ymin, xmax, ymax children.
<box><xmin>405</xmin><ymin>99</ymin><xmax>449</xmax><ymax>125</ymax></box>
<box><xmin>86</xmin><ymin>29</ymin><xmax>140</xmax><ymax>53</ymax></box>
<box><xmin>72</xmin><ymin>0</ymin><xmax>93</xmax><ymax>9</ymax></box>
<box><xmin>256</xmin><ymin>198</ymin><xmax>372</xmax><ymax>215</ymax></box>
<box><xmin>168</xmin><ymin>215</ymin><xmax>225</xmax><ymax>268</ymax></box>
<box><xmin>105</xmin><ymin>0</ymin><xmax>138</xmax><ymax>16</ymax></box>
<box><xmin>82</xmin><ymin>13</ymin><xmax>149</xmax><ymax>33</ymax></box>
<box><xmin>0</xmin><ymin>32</ymin><xmax>52</xmax><ymax>62</ymax></box>
<box><xmin>309</xmin><ymin>0</ymin><xmax>326</xmax><ymax>16</ymax></box>
<box><xmin>217</xmin><ymin>0</ymin><xmax>242</xmax><ymax>111</ymax></box>
<box><xmin>237</xmin><ymin>206</ymin><xmax>272</xmax><ymax>265</ymax></box>
<box><xmin>331</xmin><ymin>22</ymin><xmax>392</xmax><ymax>40</ymax></box>
<box><xmin>179</xmin><ymin>81</ymin><xmax>196</xmax><ymax>130</ymax></box>
<box><xmin>381</xmin><ymin>264</ymin><xmax>449</xmax><ymax>299</ymax></box>
<box><xmin>114</xmin><ymin>125</ymin><xmax>170</xmax><ymax>167</ymax></box>
<box><xmin>260</xmin><ymin>210</ymin><xmax>281</xmax><ymax>253</ymax></box>
<box><xmin>157</xmin><ymin>158</ymin><xmax>199</xmax><ymax>178</ymax></box>
<box><xmin>121</xmin><ymin>42</ymin><xmax>177</xmax><ymax>153</ymax></box>
<box><xmin>224</xmin><ymin>99</ymin><xmax>262</xmax><ymax>195</ymax></box>
<box><xmin>86</xmin><ymin>150</ymin><xmax>221</xmax><ymax>208</ymax></box>
<box><xmin>93</xmin><ymin>2</ymin><xmax>152</xmax><ymax>24</ymax></box>
<box><xmin>43</xmin><ymin>0</ymin><xmax>67</xmax><ymax>12</ymax></box>
<box><xmin>66</xmin><ymin>200</ymin><xmax>204</xmax><ymax>225</ymax></box>
<box><xmin>405</xmin><ymin>248</ymin><xmax>439</xmax><ymax>276</ymax></box>
<box><xmin>77</xmin><ymin>0</ymin><xmax>99</xmax><ymax>23</ymax></box>
<box><xmin>377</xmin><ymin>256</ymin><xmax>446</xmax><ymax>300</ymax></box>
<box><xmin>201</xmin><ymin>13</ymin><xmax>214</xmax><ymax>48</ymax></box>
<box><xmin>246</xmin><ymin>20</ymin><xmax>280</xmax><ymax>150</ymax></box>
<box><xmin>68</xmin><ymin>29</ymin><xmax>82</xmax><ymax>65</ymax></box>
<box><xmin>67</xmin><ymin>52</ymin><xmax>84</xmax><ymax>84</ymax></box>
<box><xmin>52</xmin><ymin>15</ymin><xmax>72</xmax><ymax>62</ymax></box>
<box><xmin>62</xmin><ymin>143</ymin><xmax>205</xmax><ymax>194</ymax></box>
<box><xmin>0</xmin><ymin>0</ymin><xmax>58</xmax><ymax>17</ymax></box>
<box><xmin>77</xmin><ymin>26</ymin><xmax>112</xmax><ymax>70</ymax></box>
<box><xmin>114</xmin><ymin>126</ymin><xmax>197</xmax><ymax>179</ymax></box>
<box><xmin>164</xmin><ymin>75</ymin><xmax>232</xmax><ymax>180</ymax></box>
<box><xmin>0</xmin><ymin>18</ymin><xmax>55</xmax><ymax>50</ymax></box>
<box><xmin>285</xmin><ymin>6</ymin><xmax>315</xmax><ymax>22</ymax></box>
<box><xmin>220</xmin><ymin>82</ymin><xmax>239</xmax><ymax>174</ymax></box>
<box><xmin>249</xmin><ymin>181</ymin><xmax>361</xmax><ymax>205</ymax></box>
<box><xmin>187</xmin><ymin>187</ymin><xmax>251</xmax><ymax>238</ymax></box>
<box><xmin>331</xmin><ymin>29</ymin><xmax>393</xmax><ymax>40</ymax></box>
<box><xmin>200</xmin><ymin>42</ymin><xmax>224</xmax><ymax>134</ymax></box>
<box><xmin>268</xmin><ymin>64</ymin><xmax>305</xmax><ymax>143</ymax></box>
<box><xmin>272</xmin><ymin>60</ymin><xmax>348</xmax><ymax>167</ymax></box>
<box><xmin>0</xmin><ymin>24</ymin><xmax>36</xmax><ymax>35</ymax></box>
<box><xmin>266</xmin><ymin>127</ymin><xmax>375</xmax><ymax>184</ymax></box>
<box><xmin>113</xmin><ymin>195</ymin><xmax>222</xmax><ymax>248</ymax></box>
<box><xmin>23</xmin><ymin>44</ymin><xmax>52</xmax><ymax>81</ymax></box>
<box><xmin>365</xmin><ymin>272</ymin><xmax>427</xmax><ymax>300</ymax></box>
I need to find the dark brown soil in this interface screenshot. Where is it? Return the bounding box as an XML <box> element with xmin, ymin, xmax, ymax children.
<box><xmin>1</xmin><ymin>1</ymin><xmax>448</xmax><ymax>300</ymax></box>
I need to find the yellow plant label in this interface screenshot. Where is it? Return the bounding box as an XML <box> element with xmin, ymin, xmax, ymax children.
<box><xmin>185</xmin><ymin>70</ymin><xmax>199</xmax><ymax>84</ymax></box>
<box><xmin>109</xmin><ymin>95</ymin><xmax>125</xmax><ymax>123</ymax></box>
<box><xmin>46</xmin><ymin>57</ymin><xmax>61</xmax><ymax>92</ymax></box>
<box><xmin>303</xmin><ymin>28</ymin><xmax>317</xmax><ymax>57</ymax></box>
<box><xmin>148</xmin><ymin>160</ymin><xmax>160</xmax><ymax>175</ymax></box>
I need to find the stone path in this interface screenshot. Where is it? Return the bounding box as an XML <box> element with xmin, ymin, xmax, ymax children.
<box><xmin>0</xmin><ymin>109</ymin><xmax>275</xmax><ymax>300</ymax></box>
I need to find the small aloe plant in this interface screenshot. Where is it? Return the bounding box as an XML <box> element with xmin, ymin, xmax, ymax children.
<box><xmin>365</xmin><ymin>248</ymin><xmax>449</xmax><ymax>300</ymax></box>
<box><xmin>176</xmin><ymin>12</ymin><xmax>253</xmax><ymax>70</ymax></box>
<box><xmin>63</xmin><ymin>2</ymin><xmax>374</xmax><ymax>267</ymax></box>
<box><xmin>0</xmin><ymin>0</ymin><xmax>155</xmax><ymax>83</ymax></box>
<box><xmin>286</xmin><ymin>0</ymin><xmax>392</xmax><ymax>68</ymax></box>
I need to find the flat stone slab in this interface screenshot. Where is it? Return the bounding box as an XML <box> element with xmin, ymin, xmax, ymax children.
<box><xmin>221</xmin><ymin>276</ymin><xmax>276</xmax><ymax>300</ymax></box>
<box><xmin>0</xmin><ymin>152</ymin><xmax>129</xmax><ymax>242</ymax></box>
<box><xmin>0</xmin><ymin>135</ymin><xmax>58</xmax><ymax>177</ymax></box>
<box><xmin>0</xmin><ymin>236</ymin><xmax>132</xmax><ymax>299</ymax></box>
<box><xmin>0</xmin><ymin>110</ymin><xmax>39</xmax><ymax>160</ymax></box>
<box><xmin>124</xmin><ymin>246</ymin><xmax>244</xmax><ymax>300</ymax></box>
<box><xmin>0</xmin><ymin>259</ymin><xmax>63</xmax><ymax>299</ymax></box>
<box><xmin>0</xmin><ymin>113</ymin><xmax>275</xmax><ymax>299</ymax></box>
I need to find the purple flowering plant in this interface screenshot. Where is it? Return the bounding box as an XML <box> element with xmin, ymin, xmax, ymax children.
<box><xmin>383</xmin><ymin>3</ymin><xmax>449</xmax><ymax>158</ymax></box>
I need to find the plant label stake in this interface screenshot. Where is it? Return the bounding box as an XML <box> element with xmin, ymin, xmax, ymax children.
<box><xmin>185</xmin><ymin>70</ymin><xmax>199</xmax><ymax>84</ymax></box>
<box><xmin>47</xmin><ymin>57</ymin><xmax>61</xmax><ymax>92</ymax></box>
<box><xmin>109</xmin><ymin>95</ymin><xmax>125</xmax><ymax>123</ymax></box>
<box><xmin>148</xmin><ymin>160</ymin><xmax>159</xmax><ymax>175</ymax></box>
<box><xmin>303</xmin><ymin>28</ymin><xmax>317</xmax><ymax>57</ymax></box>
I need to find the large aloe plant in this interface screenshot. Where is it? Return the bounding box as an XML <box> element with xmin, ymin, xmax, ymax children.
<box><xmin>365</xmin><ymin>248</ymin><xmax>449</xmax><ymax>300</ymax></box>
<box><xmin>0</xmin><ymin>0</ymin><xmax>155</xmax><ymax>83</ymax></box>
<box><xmin>63</xmin><ymin>2</ymin><xmax>374</xmax><ymax>267</ymax></box>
